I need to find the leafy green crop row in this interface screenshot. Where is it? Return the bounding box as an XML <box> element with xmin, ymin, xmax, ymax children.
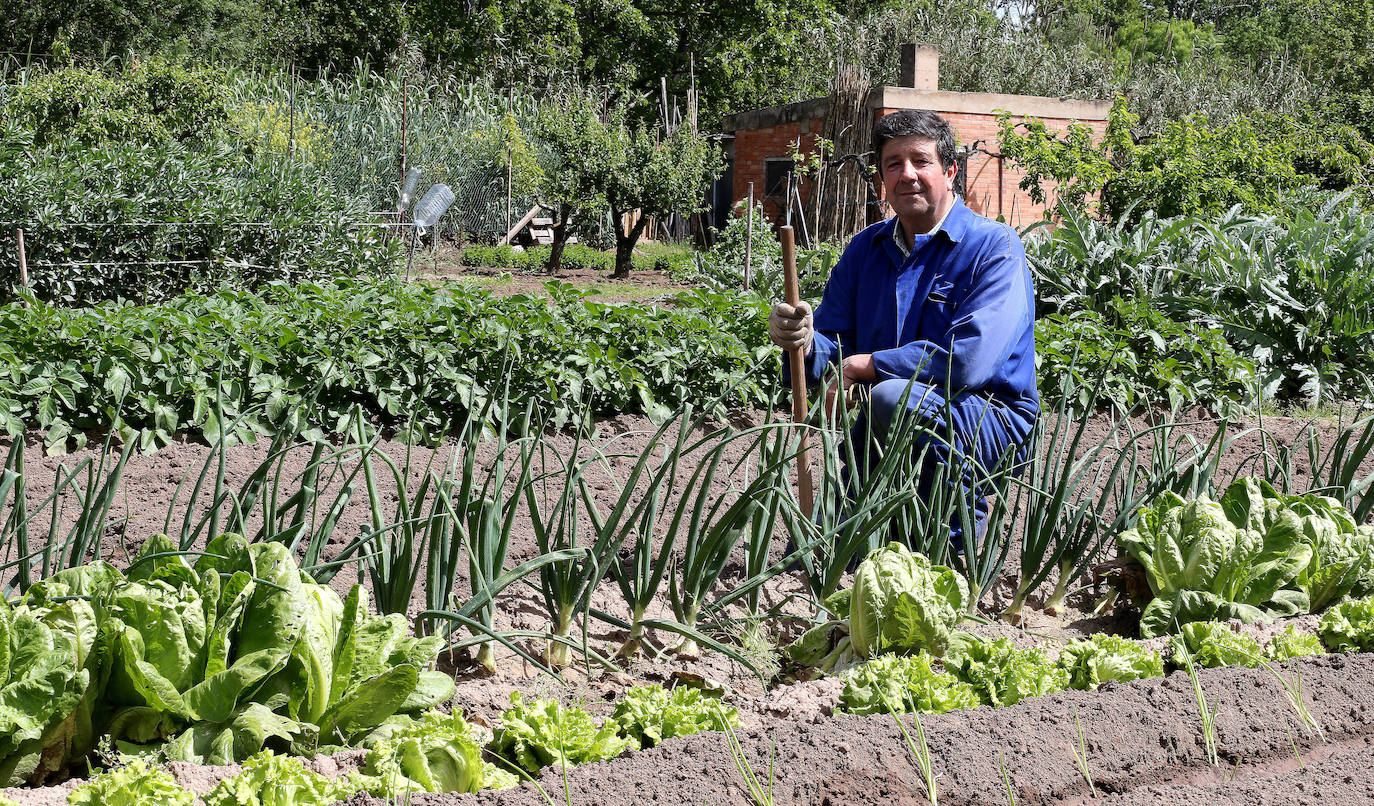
<box><xmin>0</xmin><ymin>276</ymin><xmax>772</xmax><ymax>452</ymax></box>
<box><xmin>459</xmin><ymin>243</ymin><xmax>689</xmax><ymax>275</ymax></box>
<box><xmin>1116</xmin><ymin>478</ymin><xmax>1374</xmax><ymax>636</ymax></box>
<box><xmin>1026</xmin><ymin>195</ymin><xmax>1374</xmax><ymax>406</ymax></box>
<box><xmin>61</xmin><ymin>683</ymin><xmax>738</xmax><ymax>802</ymax></box>
<box><xmin>0</xmin><ymin>533</ymin><xmax>456</xmax><ymax>786</ymax></box>
<box><xmin>833</xmin><ymin>616</ymin><xmax>1339</xmax><ymax>717</ymax></box>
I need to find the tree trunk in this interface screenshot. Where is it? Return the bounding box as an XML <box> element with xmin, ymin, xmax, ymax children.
<box><xmin>546</xmin><ymin>205</ymin><xmax>571</xmax><ymax>275</ymax></box>
<box><xmin>611</xmin><ymin>211</ymin><xmax>648</xmax><ymax>280</ymax></box>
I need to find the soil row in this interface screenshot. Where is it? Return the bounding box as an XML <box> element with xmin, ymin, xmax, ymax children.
<box><xmin>354</xmin><ymin>653</ymin><xmax>1374</xmax><ymax>806</ymax></box>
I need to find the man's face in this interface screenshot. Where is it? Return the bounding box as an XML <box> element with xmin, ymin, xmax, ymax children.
<box><xmin>879</xmin><ymin>135</ymin><xmax>957</xmax><ymax>231</ymax></box>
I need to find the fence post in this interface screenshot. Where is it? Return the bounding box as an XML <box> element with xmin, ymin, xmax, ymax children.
<box><xmin>744</xmin><ymin>182</ymin><xmax>754</xmax><ymax>292</ymax></box>
<box><xmin>15</xmin><ymin>228</ymin><xmax>29</xmax><ymax>308</ymax></box>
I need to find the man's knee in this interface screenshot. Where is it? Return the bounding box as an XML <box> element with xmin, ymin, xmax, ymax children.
<box><xmin>869</xmin><ymin>379</ymin><xmax>943</xmax><ymax>435</ymax></box>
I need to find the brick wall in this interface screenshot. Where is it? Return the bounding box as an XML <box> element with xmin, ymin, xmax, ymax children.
<box><xmin>724</xmin><ymin>90</ymin><xmax>1110</xmax><ymax>235</ymax></box>
<box><xmin>731</xmin><ymin>117</ymin><xmax>828</xmax><ymax>224</ymax></box>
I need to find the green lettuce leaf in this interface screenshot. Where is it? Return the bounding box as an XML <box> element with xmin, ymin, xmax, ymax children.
<box><xmin>612</xmin><ymin>684</ymin><xmax>738</xmax><ymax>748</ymax></box>
<box><xmin>67</xmin><ymin>759</ymin><xmax>193</xmax><ymax>806</ymax></box>
<box><xmin>1057</xmin><ymin>635</ymin><xmax>1163</xmax><ymax>690</ymax></box>
<box><xmin>849</xmin><ymin>543</ymin><xmax>967</xmax><ymax>659</ymax></box>
<box><xmin>1319</xmin><ymin>595</ymin><xmax>1374</xmax><ymax>652</ymax></box>
<box><xmin>490</xmin><ymin>692</ymin><xmax>629</xmax><ymax>774</ymax></box>
<box><xmin>946</xmin><ymin>637</ymin><xmax>1069</xmax><ymax>707</ymax></box>
<box><xmin>203</xmin><ymin>751</ymin><xmax>357</xmax><ymax>806</ymax></box>
<box><xmin>838</xmin><ymin>653</ymin><xmax>980</xmax><ymax>715</ymax></box>
<box><xmin>1123</xmin><ymin>479</ymin><xmax>1322</xmax><ymax>637</ymax></box>
<box><xmin>361</xmin><ymin>710</ymin><xmax>512</xmax><ymax>793</ymax></box>
<box><xmin>1168</xmin><ymin>622</ymin><xmax>1263</xmax><ymax>668</ymax></box>
<box><xmin>1263</xmin><ymin>625</ymin><xmax>1327</xmax><ymax>661</ymax></box>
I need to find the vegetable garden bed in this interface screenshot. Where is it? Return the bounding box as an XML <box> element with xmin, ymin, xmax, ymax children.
<box><xmin>0</xmin><ymin>405</ymin><xmax>1371</xmax><ymax>805</ymax></box>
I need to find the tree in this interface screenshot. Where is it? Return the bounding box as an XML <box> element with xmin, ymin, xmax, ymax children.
<box><xmin>531</xmin><ymin>94</ymin><xmax>611</xmax><ymax>274</ymax></box>
<box><xmin>602</xmin><ymin>118</ymin><xmax>720</xmax><ymax>278</ymax></box>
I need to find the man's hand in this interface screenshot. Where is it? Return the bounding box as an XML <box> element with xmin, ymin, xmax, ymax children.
<box><xmin>824</xmin><ymin>354</ymin><xmax>876</xmax><ymax>418</ymax></box>
<box><xmin>768</xmin><ymin>301</ymin><xmax>813</xmax><ymax>353</ymax></box>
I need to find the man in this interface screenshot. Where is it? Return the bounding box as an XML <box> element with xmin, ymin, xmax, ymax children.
<box><xmin>768</xmin><ymin>109</ymin><xmax>1038</xmax><ymax>548</ymax></box>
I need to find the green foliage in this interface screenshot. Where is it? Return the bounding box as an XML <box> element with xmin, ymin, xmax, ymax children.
<box><xmin>67</xmin><ymin>759</ymin><xmax>193</xmax><ymax>806</ymax></box>
<box><xmin>848</xmin><ymin>543</ymin><xmax>969</xmax><ymax>660</ymax></box>
<box><xmin>2</xmin><ymin>58</ymin><xmax>231</xmax><ymax>147</ymax></box>
<box><xmin>945</xmin><ymin>636</ymin><xmax>1070</xmax><ymax>707</ymax></box>
<box><xmin>0</xmin><ymin>277</ymin><xmax>772</xmax><ymax>452</ymax></box>
<box><xmin>1000</xmin><ymin>99</ymin><xmax>1373</xmax><ymax>222</ymax></box>
<box><xmin>360</xmin><ymin>711</ymin><xmax>515</xmax><ymax>794</ymax></box>
<box><xmin>202</xmin><ymin>751</ymin><xmax>354</xmax><ymax>806</ymax></box>
<box><xmin>611</xmin><ymin>684</ymin><xmax>739</xmax><ymax>749</ymax></box>
<box><xmin>1034</xmin><ymin>300</ymin><xmax>1255</xmax><ymax>415</ymax></box>
<box><xmin>1120</xmin><ymin>478</ymin><xmax>1315</xmax><ymax>637</ymax></box>
<box><xmin>1319</xmin><ymin>595</ymin><xmax>1374</xmax><ymax>652</ymax></box>
<box><xmin>0</xmin><ymin>128</ymin><xmax>398</xmax><ymax>306</ymax></box>
<box><xmin>489</xmin><ymin>692</ymin><xmax>629</xmax><ymax>775</ymax></box>
<box><xmin>837</xmin><ymin>653</ymin><xmax>980</xmax><ymax>716</ymax></box>
<box><xmin>1263</xmin><ymin>625</ymin><xmax>1327</xmax><ymax>662</ymax></box>
<box><xmin>1027</xmin><ymin>195</ymin><xmax>1374</xmax><ymax>406</ymax></box>
<box><xmin>1168</xmin><ymin>622</ymin><xmax>1263</xmax><ymax>668</ymax></box>
<box><xmin>0</xmin><ymin>594</ymin><xmax>101</xmax><ymax>785</ymax></box>
<box><xmin>531</xmin><ymin>91</ymin><xmax>611</xmax><ymax>269</ymax></box>
<box><xmin>458</xmin><ymin>245</ymin><xmax>526</xmax><ymax>270</ymax></box>
<box><xmin>1056</xmin><ymin>634</ymin><xmax>1163</xmax><ymax>689</ymax></box>
<box><xmin>604</xmin><ymin>119</ymin><xmax>722</xmax><ymax>277</ymax></box>
<box><xmin>1</xmin><ymin>537</ymin><xmax>451</xmax><ymax>779</ymax></box>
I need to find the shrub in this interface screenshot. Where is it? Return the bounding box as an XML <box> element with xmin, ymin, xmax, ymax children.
<box><xmin>0</xmin><ymin>127</ymin><xmax>398</xmax><ymax>306</ymax></box>
<box><xmin>1</xmin><ymin>58</ymin><xmax>232</xmax><ymax>147</ymax></box>
<box><xmin>459</xmin><ymin>244</ymin><xmax>527</xmax><ymax>269</ymax></box>
<box><xmin>1000</xmin><ymin>99</ymin><xmax>1374</xmax><ymax>223</ymax></box>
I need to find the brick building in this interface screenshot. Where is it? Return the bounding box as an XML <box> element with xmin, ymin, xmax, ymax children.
<box><xmin>716</xmin><ymin>45</ymin><xmax>1111</xmax><ymax>239</ymax></box>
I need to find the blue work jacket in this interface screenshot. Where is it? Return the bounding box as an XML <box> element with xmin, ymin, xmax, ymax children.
<box><xmin>786</xmin><ymin>198</ymin><xmax>1040</xmax><ymax>433</ymax></box>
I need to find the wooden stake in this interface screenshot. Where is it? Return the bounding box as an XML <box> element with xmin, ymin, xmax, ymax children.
<box><xmin>16</xmin><ymin>228</ymin><xmax>29</xmax><ymax>307</ymax></box>
<box><xmin>744</xmin><ymin>182</ymin><xmax>754</xmax><ymax>292</ymax></box>
<box><xmin>780</xmin><ymin>225</ymin><xmax>814</xmax><ymax>518</ymax></box>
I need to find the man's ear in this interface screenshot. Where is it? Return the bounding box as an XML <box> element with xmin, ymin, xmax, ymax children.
<box><xmin>944</xmin><ymin>161</ymin><xmax>958</xmax><ymax>189</ymax></box>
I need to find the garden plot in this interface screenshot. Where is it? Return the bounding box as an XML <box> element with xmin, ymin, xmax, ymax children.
<box><xmin>0</xmin><ymin>405</ymin><xmax>1371</xmax><ymax>805</ymax></box>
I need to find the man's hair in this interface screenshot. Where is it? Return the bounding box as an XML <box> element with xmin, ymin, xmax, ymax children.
<box><xmin>870</xmin><ymin>110</ymin><xmax>956</xmax><ymax>170</ymax></box>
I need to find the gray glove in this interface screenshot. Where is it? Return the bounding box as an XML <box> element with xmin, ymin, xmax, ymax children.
<box><xmin>769</xmin><ymin>301</ymin><xmax>814</xmax><ymax>353</ymax></box>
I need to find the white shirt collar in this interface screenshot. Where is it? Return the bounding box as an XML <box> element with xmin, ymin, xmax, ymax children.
<box><xmin>892</xmin><ymin>201</ymin><xmax>956</xmax><ymax>258</ymax></box>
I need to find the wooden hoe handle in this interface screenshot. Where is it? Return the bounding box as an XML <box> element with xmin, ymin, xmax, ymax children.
<box><xmin>779</xmin><ymin>225</ymin><xmax>814</xmax><ymax>519</ymax></box>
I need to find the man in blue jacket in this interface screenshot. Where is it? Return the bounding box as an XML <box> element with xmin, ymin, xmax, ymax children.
<box><xmin>768</xmin><ymin>109</ymin><xmax>1039</xmax><ymax>549</ymax></box>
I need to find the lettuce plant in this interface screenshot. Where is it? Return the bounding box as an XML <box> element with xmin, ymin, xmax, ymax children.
<box><xmin>838</xmin><ymin>653</ymin><xmax>981</xmax><ymax>716</ymax></box>
<box><xmin>1118</xmin><ymin>479</ymin><xmax>1315</xmax><ymax>637</ymax></box>
<box><xmin>1263</xmin><ymin>625</ymin><xmax>1327</xmax><ymax>661</ymax></box>
<box><xmin>67</xmin><ymin>759</ymin><xmax>193</xmax><ymax>806</ymax></box>
<box><xmin>1297</xmin><ymin>516</ymin><xmax>1374</xmax><ymax>612</ymax></box>
<box><xmin>1168</xmin><ymin>622</ymin><xmax>1263</xmax><ymax>668</ymax></box>
<box><xmin>1057</xmin><ymin>634</ymin><xmax>1163</xmax><ymax>690</ymax></box>
<box><xmin>612</xmin><ymin>684</ymin><xmax>739</xmax><ymax>748</ymax></box>
<box><xmin>848</xmin><ymin>543</ymin><xmax>969</xmax><ymax>659</ymax></box>
<box><xmin>1319</xmin><ymin>595</ymin><xmax>1374</xmax><ymax>652</ymax></box>
<box><xmin>5</xmin><ymin>533</ymin><xmax>455</xmax><ymax>776</ymax></box>
<box><xmin>360</xmin><ymin>710</ymin><xmax>516</xmax><ymax>793</ymax></box>
<box><xmin>0</xmin><ymin>593</ymin><xmax>103</xmax><ymax>785</ymax></box>
<box><xmin>489</xmin><ymin>692</ymin><xmax>629</xmax><ymax>775</ymax></box>
<box><xmin>202</xmin><ymin>751</ymin><xmax>354</xmax><ymax>806</ymax></box>
<box><xmin>946</xmin><ymin>637</ymin><xmax>1069</xmax><ymax>707</ymax></box>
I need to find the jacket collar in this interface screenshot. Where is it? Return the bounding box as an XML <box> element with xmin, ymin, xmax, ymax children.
<box><xmin>884</xmin><ymin>196</ymin><xmax>971</xmax><ymax>258</ymax></box>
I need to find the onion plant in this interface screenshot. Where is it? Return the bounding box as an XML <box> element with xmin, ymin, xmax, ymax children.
<box><xmin>523</xmin><ymin>413</ymin><xmax>669</xmax><ymax>668</ymax></box>
<box><xmin>668</xmin><ymin>423</ymin><xmax>797</xmax><ymax>650</ymax></box>
<box><xmin>0</xmin><ymin>435</ymin><xmax>135</xmax><ymax>590</ymax></box>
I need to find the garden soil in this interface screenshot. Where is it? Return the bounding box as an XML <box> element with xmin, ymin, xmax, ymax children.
<box><xmin>2</xmin><ymin>407</ymin><xmax>1372</xmax><ymax>804</ymax></box>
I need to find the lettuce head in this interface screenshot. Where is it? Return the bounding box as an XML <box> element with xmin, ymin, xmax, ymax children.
<box><xmin>849</xmin><ymin>543</ymin><xmax>969</xmax><ymax>658</ymax></box>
